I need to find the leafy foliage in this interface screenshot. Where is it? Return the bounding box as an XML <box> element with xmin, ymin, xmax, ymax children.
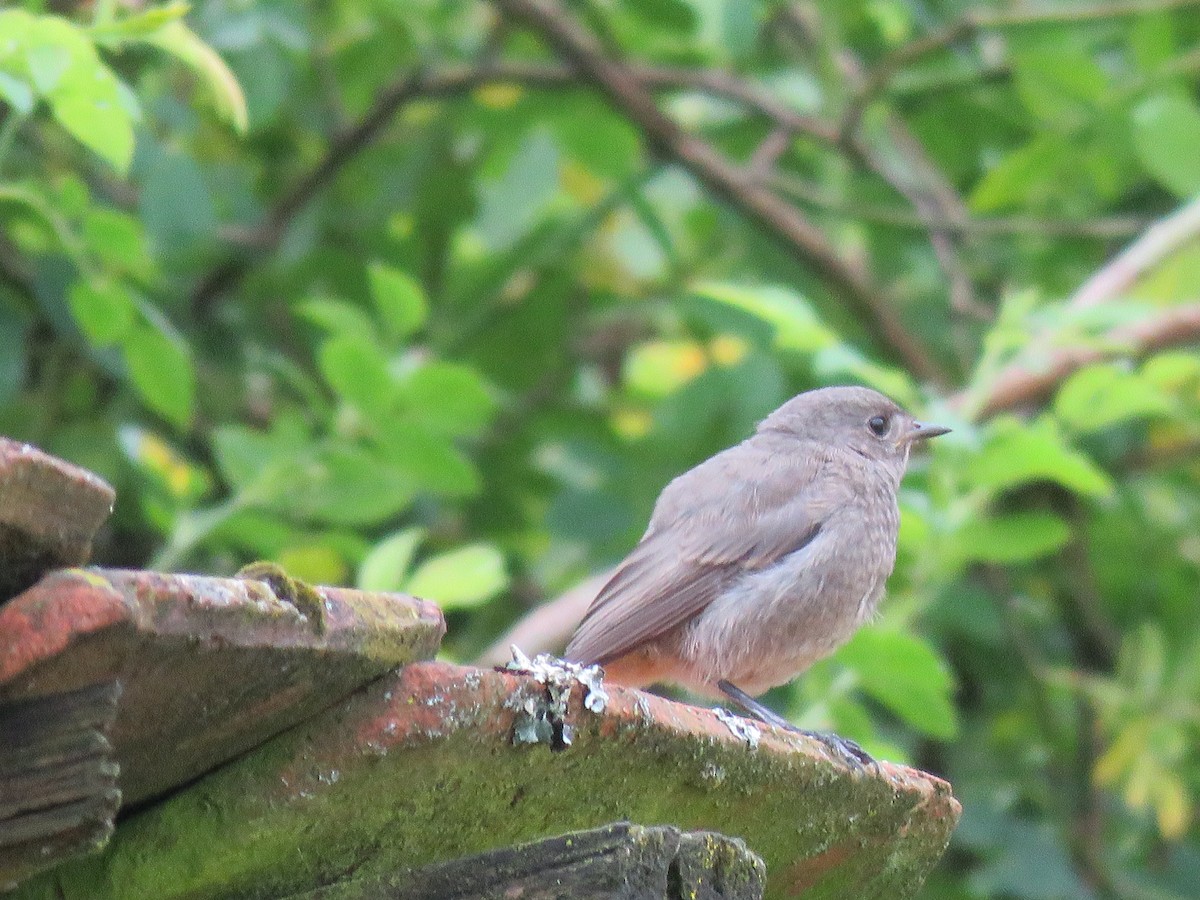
<box><xmin>3</xmin><ymin>1</ymin><xmax>1200</xmax><ymax>897</ymax></box>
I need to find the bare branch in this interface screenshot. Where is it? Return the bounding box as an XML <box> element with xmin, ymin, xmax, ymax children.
<box><xmin>492</xmin><ymin>0</ymin><xmax>946</xmax><ymax>385</ymax></box>
<box><xmin>784</xmin><ymin>3</ymin><xmax>985</xmax><ymax>320</ymax></box>
<box><xmin>1070</xmin><ymin>196</ymin><xmax>1200</xmax><ymax>309</ymax></box>
<box><xmin>188</xmin><ymin>60</ymin><xmax>846</xmax><ymax>314</ymax></box>
<box><xmin>964</xmin><ymin>302</ymin><xmax>1200</xmax><ymax>419</ymax></box>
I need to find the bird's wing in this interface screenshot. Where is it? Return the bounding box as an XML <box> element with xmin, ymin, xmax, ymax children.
<box><xmin>565</xmin><ymin>440</ymin><xmax>846</xmax><ymax>666</ymax></box>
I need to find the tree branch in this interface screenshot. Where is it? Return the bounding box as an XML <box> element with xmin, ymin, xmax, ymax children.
<box><xmin>187</xmin><ymin>60</ymin><xmax>848</xmax><ymax>315</ymax></box>
<box><xmin>491</xmin><ymin>0</ymin><xmax>946</xmax><ymax>385</ymax></box>
<box><xmin>964</xmin><ymin>302</ymin><xmax>1200</xmax><ymax>419</ymax></box>
<box><xmin>769</xmin><ymin>172</ymin><xmax>1150</xmax><ymax>238</ymax></box>
<box><xmin>1069</xmin><ymin>195</ymin><xmax>1200</xmax><ymax>309</ymax></box>
<box><xmin>782</xmin><ymin>3</ymin><xmax>985</xmax><ymax>320</ymax></box>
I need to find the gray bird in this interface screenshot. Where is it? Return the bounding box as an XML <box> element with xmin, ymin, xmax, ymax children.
<box><xmin>565</xmin><ymin>385</ymin><xmax>949</xmax><ymax>758</ymax></box>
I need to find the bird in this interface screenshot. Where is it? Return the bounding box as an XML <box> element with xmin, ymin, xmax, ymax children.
<box><xmin>564</xmin><ymin>385</ymin><xmax>949</xmax><ymax>761</ymax></box>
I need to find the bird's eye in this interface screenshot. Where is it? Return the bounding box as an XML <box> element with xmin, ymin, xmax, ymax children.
<box><xmin>868</xmin><ymin>415</ymin><xmax>889</xmax><ymax>436</ymax></box>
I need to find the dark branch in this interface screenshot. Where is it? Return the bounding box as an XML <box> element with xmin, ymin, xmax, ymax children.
<box><xmin>491</xmin><ymin>0</ymin><xmax>946</xmax><ymax>384</ymax></box>
<box><xmin>188</xmin><ymin>61</ymin><xmax>845</xmax><ymax>315</ymax></box>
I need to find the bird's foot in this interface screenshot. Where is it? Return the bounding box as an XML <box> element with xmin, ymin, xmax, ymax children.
<box><xmin>796</xmin><ymin>730</ymin><xmax>876</xmax><ymax>769</ymax></box>
<box><xmin>716</xmin><ymin>679</ymin><xmax>877</xmax><ymax>770</ymax></box>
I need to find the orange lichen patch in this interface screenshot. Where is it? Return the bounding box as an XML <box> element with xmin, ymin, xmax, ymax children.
<box><xmin>784</xmin><ymin>842</ymin><xmax>855</xmax><ymax>894</ymax></box>
<box><xmin>0</xmin><ymin>570</ymin><xmax>131</xmax><ymax>688</ymax></box>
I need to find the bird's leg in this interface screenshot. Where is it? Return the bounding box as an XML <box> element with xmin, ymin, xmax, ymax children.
<box><xmin>716</xmin><ymin>680</ymin><xmax>876</xmax><ymax>768</ymax></box>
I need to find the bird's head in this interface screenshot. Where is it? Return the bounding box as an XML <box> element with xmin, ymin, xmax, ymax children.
<box><xmin>757</xmin><ymin>385</ymin><xmax>950</xmax><ymax>477</ymax></box>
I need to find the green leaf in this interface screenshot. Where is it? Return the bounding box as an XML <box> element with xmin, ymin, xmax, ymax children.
<box><xmin>9</xmin><ymin>13</ymin><xmax>138</xmax><ymax>172</ymax></box>
<box><xmin>122</xmin><ymin>321</ymin><xmax>194</xmax><ymax>427</ymax></box>
<box><xmin>88</xmin><ymin>2</ymin><xmax>191</xmax><ymax>42</ymax></box>
<box><xmin>1132</xmin><ymin>92</ymin><xmax>1200</xmax><ymax>198</ymax></box>
<box><xmin>140</xmin><ymin>22</ymin><xmax>248</xmax><ymax>133</ymax></box>
<box><xmin>693</xmin><ymin>283</ymin><xmax>839</xmax><ymax>353</ymax></box>
<box><xmin>211</xmin><ymin>417</ymin><xmax>311</xmax><ymax>498</ymax></box>
<box><xmin>957</xmin><ymin>512</ymin><xmax>1072</xmax><ymax>563</ymax></box>
<box><xmin>375</xmin><ymin>423</ymin><xmax>482</xmax><ymax>497</ymax></box>
<box><xmin>367</xmin><ymin>262</ymin><xmax>427</xmax><ymax>342</ymax></box>
<box><xmin>969</xmin><ymin>136</ymin><xmax>1069</xmax><ymax>213</ymax></box>
<box><xmin>404</xmin><ymin>543</ymin><xmax>508</xmax><ymax>609</ymax></box>
<box><xmin>838</xmin><ymin>628</ymin><xmax>959</xmax><ymax>739</ymax></box>
<box><xmin>399</xmin><ymin>361</ymin><xmax>496</xmax><ymax>438</ymax></box>
<box><xmin>1054</xmin><ymin>363</ymin><xmax>1173</xmax><ymax>434</ymax></box>
<box><xmin>969</xmin><ymin>417</ymin><xmax>1113</xmax><ymax>497</ymax></box>
<box><xmin>1012</xmin><ymin>48</ymin><xmax>1108</xmax><ymax>125</ymax></box>
<box><xmin>68</xmin><ymin>278</ymin><xmax>135</xmax><ymax>346</ymax></box>
<box><xmin>317</xmin><ymin>334</ymin><xmax>396</xmax><ymax>417</ymax></box>
<box><xmin>50</xmin><ymin>75</ymin><xmax>137</xmax><ymax>173</ymax></box>
<box><xmin>82</xmin><ymin>207</ymin><xmax>150</xmax><ymax>278</ymax></box>
<box><xmin>287</xmin><ymin>444</ymin><xmax>416</xmax><ymax>527</ymax></box>
<box><xmin>295</xmin><ymin>297</ymin><xmax>377</xmax><ymax>343</ymax></box>
<box><xmin>358</xmin><ymin>527</ymin><xmax>426</xmax><ymax>592</ymax></box>
<box><xmin>1142</xmin><ymin>352</ymin><xmax>1200</xmax><ymax>391</ymax></box>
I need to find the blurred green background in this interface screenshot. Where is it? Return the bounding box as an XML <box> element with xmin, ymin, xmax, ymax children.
<box><xmin>2</xmin><ymin>0</ymin><xmax>1200</xmax><ymax>896</ymax></box>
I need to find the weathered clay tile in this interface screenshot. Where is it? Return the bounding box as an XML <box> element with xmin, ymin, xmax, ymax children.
<box><xmin>18</xmin><ymin>660</ymin><xmax>960</xmax><ymax>899</ymax></box>
<box><xmin>0</xmin><ymin>568</ymin><xmax>445</xmax><ymax>807</ymax></box>
<box><xmin>0</xmin><ymin>439</ymin><xmax>115</xmax><ymax>601</ymax></box>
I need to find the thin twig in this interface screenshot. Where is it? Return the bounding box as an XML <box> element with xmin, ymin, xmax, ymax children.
<box><xmin>188</xmin><ymin>60</ymin><xmax>844</xmax><ymax>314</ymax></box>
<box><xmin>788</xmin><ymin>3</ymin><xmax>985</xmax><ymax>321</ymax></box>
<box><xmin>492</xmin><ymin>0</ymin><xmax>947</xmax><ymax>384</ymax></box>
<box><xmin>769</xmin><ymin>171</ymin><xmax>1150</xmax><ymax>238</ymax></box>
<box><xmin>747</xmin><ymin>127</ymin><xmax>793</xmax><ymax>178</ymax></box>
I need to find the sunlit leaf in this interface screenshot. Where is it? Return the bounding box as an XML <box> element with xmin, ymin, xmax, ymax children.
<box><xmin>358</xmin><ymin>527</ymin><xmax>426</xmax><ymax>592</ymax></box>
<box><xmin>6</xmin><ymin>13</ymin><xmax>138</xmax><ymax>171</ymax></box>
<box><xmin>122</xmin><ymin>321</ymin><xmax>194</xmax><ymax>428</ymax></box>
<box><xmin>405</xmin><ymin>544</ymin><xmax>508</xmax><ymax>609</ymax></box>
<box><xmin>624</xmin><ymin>339</ymin><xmax>708</xmax><ymax>398</ymax></box>
<box><xmin>693</xmin><ymin>283</ymin><xmax>839</xmax><ymax>353</ymax></box>
<box><xmin>275</xmin><ymin>543</ymin><xmax>348</xmax><ymax>586</ymax></box>
<box><xmin>367</xmin><ymin>262</ymin><xmax>427</xmax><ymax>343</ymax></box>
<box><xmin>969</xmin><ymin>417</ymin><xmax>1112</xmax><ymax>497</ymax></box>
<box><xmin>141</xmin><ymin>22</ymin><xmax>248</xmax><ymax>133</ymax></box>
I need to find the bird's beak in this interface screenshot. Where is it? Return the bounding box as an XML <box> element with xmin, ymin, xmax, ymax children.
<box><xmin>905</xmin><ymin>421</ymin><xmax>952</xmax><ymax>444</ymax></box>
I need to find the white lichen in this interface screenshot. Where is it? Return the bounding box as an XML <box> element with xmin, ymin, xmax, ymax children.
<box><xmin>714</xmin><ymin>708</ymin><xmax>761</xmax><ymax>749</ymax></box>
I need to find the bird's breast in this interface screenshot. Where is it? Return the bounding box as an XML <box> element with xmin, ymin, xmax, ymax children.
<box><xmin>675</xmin><ymin>489</ymin><xmax>900</xmax><ymax>696</ymax></box>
